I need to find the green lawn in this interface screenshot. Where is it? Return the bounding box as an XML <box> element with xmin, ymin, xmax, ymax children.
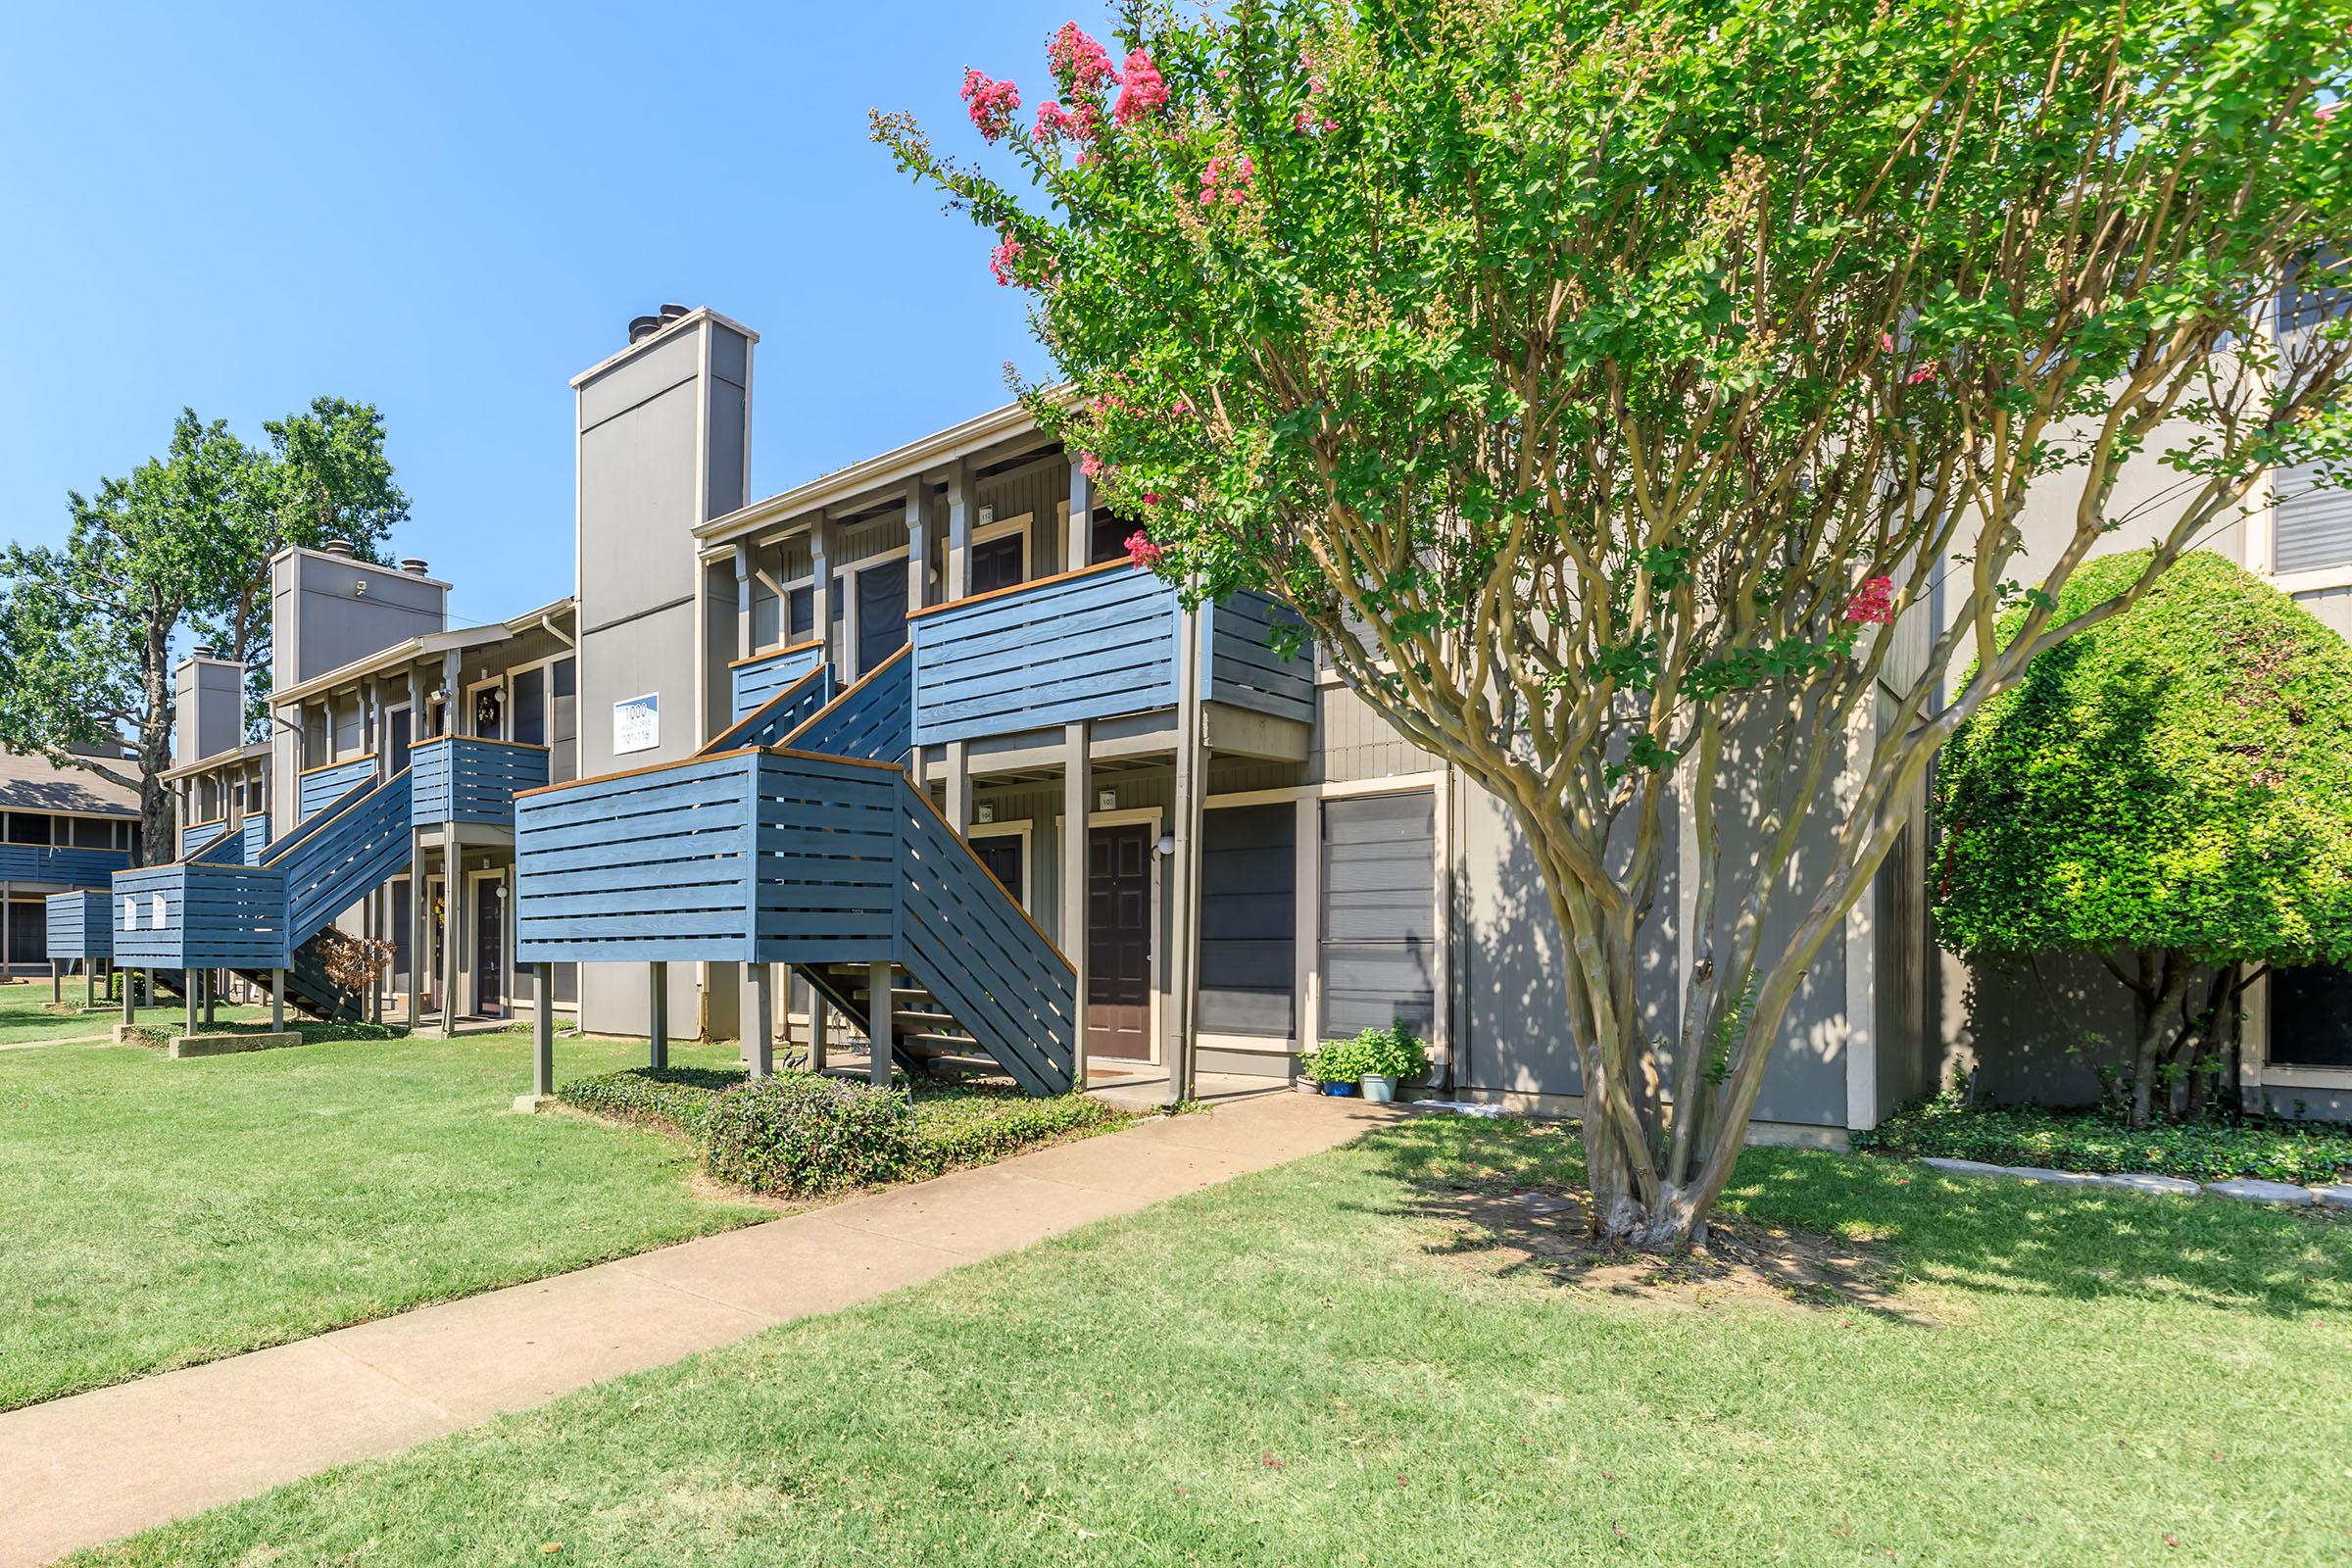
<box><xmin>0</xmin><ymin>980</ymin><xmax>269</xmax><ymax>1047</ymax></box>
<box><xmin>72</xmin><ymin>1116</ymin><xmax>2352</xmax><ymax>1566</ymax></box>
<box><xmin>0</xmin><ymin>1025</ymin><xmax>765</xmax><ymax>1411</ymax></box>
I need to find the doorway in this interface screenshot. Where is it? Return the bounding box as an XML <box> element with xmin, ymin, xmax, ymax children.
<box><xmin>1086</xmin><ymin>822</ymin><xmax>1153</xmax><ymax>1059</ymax></box>
<box><xmin>471</xmin><ymin>871</ymin><xmax>508</xmax><ymax>1019</ymax></box>
<box><xmin>855</xmin><ymin>559</ymin><xmax>908</xmax><ymax>675</ymax></box>
<box><xmin>388</xmin><ymin>706</ymin><xmax>414</xmax><ymax>774</ymax></box>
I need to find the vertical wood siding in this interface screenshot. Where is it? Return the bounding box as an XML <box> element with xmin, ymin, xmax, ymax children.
<box><xmin>44</xmin><ymin>891</ymin><xmax>111</xmax><ymax>960</ymax></box>
<box><xmin>411</xmin><ymin>739</ymin><xmax>550</xmax><ymax>826</ymax></box>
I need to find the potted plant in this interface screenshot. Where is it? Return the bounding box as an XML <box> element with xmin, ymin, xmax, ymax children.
<box><xmin>1350</xmin><ymin>1026</ymin><xmax>1429</xmax><ymax>1103</ymax></box>
<box><xmin>1300</xmin><ymin>1037</ymin><xmax>1364</xmax><ymax>1097</ymax></box>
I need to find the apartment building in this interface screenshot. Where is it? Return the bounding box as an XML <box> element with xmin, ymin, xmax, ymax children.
<box><xmin>1</xmin><ymin>745</ymin><xmax>139</xmax><ymax>976</ymax></box>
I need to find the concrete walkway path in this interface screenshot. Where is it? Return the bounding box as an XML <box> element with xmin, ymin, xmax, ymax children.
<box><xmin>0</xmin><ymin>1089</ymin><xmax>1393</xmax><ymax>1567</ymax></box>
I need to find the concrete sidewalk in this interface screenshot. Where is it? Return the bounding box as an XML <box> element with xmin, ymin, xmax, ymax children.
<box><xmin>0</xmin><ymin>1090</ymin><xmax>1394</xmax><ymax>1567</ymax></box>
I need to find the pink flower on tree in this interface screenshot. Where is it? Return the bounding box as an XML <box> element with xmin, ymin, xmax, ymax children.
<box><xmin>1905</xmin><ymin>365</ymin><xmax>1936</xmax><ymax>385</ymax></box>
<box><xmin>1199</xmin><ymin>153</ymin><xmax>1255</xmax><ymax>207</ymax></box>
<box><xmin>1079</xmin><ymin>451</ymin><xmax>1108</xmax><ymax>481</ymax></box>
<box><xmin>987</xmin><ymin>233</ymin><xmax>1025</xmax><ymax>286</ymax></box>
<box><xmin>961</xmin><ymin>69</ymin><xmax>1021</xmax><ymax>141</ymax></box>
<box><xmin>1035</xmin><ymin>99</ymin><xmax>1100</xmax><ymax>145</ymax></box>
<box><xmin>1125</xmin><ymin>529</ymin><xmax>1165</xmax><ymax>569</ymax></box>
<box><xmin>1047</xmin><ymin>22</ymin><xmax>1116</xmax><ymax>93</ymax></box>
<box><xmin>1843</xmin><ymin>575</ymin><xmax>1895</xmax><ymax>625</ymax></box>
<box><xmin>1113</xmin><ymin>50</ymin><xmax>1168</xmax><ymax>125</ymax></box>
<box><xmin>2317</xmin><ymin>101</ymin><xmax>2341</xmax><ymax>123</ymax></box>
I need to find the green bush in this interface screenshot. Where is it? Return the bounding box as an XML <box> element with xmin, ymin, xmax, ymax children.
<box><xmin>557</xmin><ymin>1066</ymin><xmax>746</xmax><ymax>1139</ymax></box>
<box><xmin>1857</xmin><ymin>1092</ymin><xmax>2352</xmax><ymax>1185</ymax></box>
<box><xmin>702</xmin><ymin>1072</ymin><xmax>919</xmax><ymax>1198</ymax></box>
<box><xmin>909</xmin><ymin>1086</ymin><xmax>1120</xmax><ymax>1174</ymax></box>
<box><xmin>1304</xmin><ymin>1025</ymin><xmax>1428</xmax><ymax>1085</ymax></box>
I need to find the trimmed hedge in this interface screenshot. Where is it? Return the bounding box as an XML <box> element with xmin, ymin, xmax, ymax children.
<box><xmin>557</xmin><ymin>1067</ymin><xmax>1127</xmax><ymax>1197</ymax></box>
<box><xmin>1858</xmin><ymin>1093</ymin><xmax>2352</xmax><ymax>1185</ymax></box>
<box><xmin>704</xmin><ymin>1073</ymin><xmax>917</xmax><ymax>1197</ymax></box>
<box><xmin>906</xmin><ymin>1084</ymin><xmax>1120</xmax><ymax>1175</ymax></box>
<box><xmin>557</xmin><ymin>1066</ymin><xmax>748</xmax><ymax>1139</ymax></box>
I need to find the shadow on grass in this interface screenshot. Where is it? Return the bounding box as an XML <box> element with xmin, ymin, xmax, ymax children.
<box><xmin>1349</xmin><ymin>1114</ymin><xmax>2350</xmax><ymax>1321</ymax></box>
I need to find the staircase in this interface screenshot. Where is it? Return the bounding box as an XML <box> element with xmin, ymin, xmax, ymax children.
<box><xmin>516</xmin><ymin>644</ymin><xmax>1078</xmax><ymax>1095</ymax></box>
<box><xmin>224</xmin><ymin>771</ymin><xmax>416</xmax><ymax>1020</ymax></box>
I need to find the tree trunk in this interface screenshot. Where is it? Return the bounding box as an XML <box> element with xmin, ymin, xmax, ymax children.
<box><xmin>2128</xmin><ymin>951</ymin><xmax>2193</xmax><ymax>1130</ymax></box>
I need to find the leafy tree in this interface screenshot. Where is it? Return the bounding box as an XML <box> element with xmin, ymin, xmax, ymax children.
<box><xmin>876</xmin><ymin>0</ymin><xmax>2352</xmax><ymax>1246</ymax></box>
<box><xmin>0</xmin><ymin>403</ymin><xmax>407</xmax><ymax>860</ymax></box>
<box><xmin>1934</xmin><ymin>551</ymin><xmax>2352</xmax><ymax>1128</ymax></box>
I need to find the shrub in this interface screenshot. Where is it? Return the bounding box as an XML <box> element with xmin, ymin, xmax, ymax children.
<box><xmin>702</xmin><ymin>1072</ymin><xmax>919</xmax><ymax>1198</ymax></box>
<box><xmin>557</xmin><ymin>1066</ymin><xmax>746</xmax><ymax>1140</ymax></box>
<box><xmin>1857</xmin><ymin>1092</ymin><xmax>2352</xmax><ymax>1185</ymax></box>
<box><xmin>909</xmin><ymin>1086</ymin><xmax>1119</xmax><ymax>1175</ymax></box>
<box><xmin>1304</xmin><ymin>1026</ymin><xmax>1428</xmax><ymax>1086</ymax></box>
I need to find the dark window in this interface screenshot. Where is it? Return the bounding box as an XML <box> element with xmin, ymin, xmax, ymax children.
<box><xmin>512</xmin><ymin>668</ymin><xmax>548</xmax><ymax>747</ymax></box>
<box><xmin>71</xmin><ymin>817</ymin><xmax>114</xmax><ymax>849</ymax></box>
<box><xmin>787</xmin><ymin>586</ymin><xmax>815</xmax><ymax>641</ymax></box>
<box><xmin>1319</xmin><ymin>793</ymin><xmax>1437</xmax><ymax>1040</ymax></box>
<box><xmin>969</xmin><ymin>532</ymin><xmax>1025</xmax><ymax>595</ymax></box>
<box><xmin>1200</xmin><ymin>804</ymin><xmax>1297</xmax><ymax>1038</ymax></box>
<box><xmin>10</xmin><ymin>812</ymin><xmax>50</xmax><ymax>845</ymax></box>
<box><xmin>856</xmin><ymin>561</ymin><xmax>908</xmax><ymax>674</ymax></box>
<box><xmin>971</xmin><ymin>835</ymin><xmax>1024</xmax><ymax>905</ymax></box>
<box><xmin>1090</xmin><ymin>509</ymin><xmax>1136</xmax><ymax>565</ymax></box>
<box><xmin>2270</xmin><ymin>964</ymin><xmax>2352</xmax><ymax>1069</ymax></box>
<box><xmin>6</xmin><ymin>898</ymin><xmax>42</xmax><ymax>966</ymax></box>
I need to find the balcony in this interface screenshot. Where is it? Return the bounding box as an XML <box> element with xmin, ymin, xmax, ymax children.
<box><xmin>906</xmin><ymin>563</ymin><xmax>1313</xmax><ymax>748</ymax></box>
<box><xmin>296</xmin><ymin>756</ymin><xmax>376</xmax><ymax>822</ymax></box>
<box><xmin>0</xmin><ymin>841</ymin><xmax>133</xmax><ymax>889</ymax></box>
<box><xmin>411</xmin><ymin>736</ymin><xmax>551</xmax><ymax>828</ymax></box>
<box><xmin>729</xmin><ymin>639</ymin><xmax>825</xmax><ymax>722</ymax></box>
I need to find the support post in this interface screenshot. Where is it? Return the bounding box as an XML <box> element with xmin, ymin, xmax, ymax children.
<box><xmin>441</xmin><ymin>833</ymin><xmax>464</xmax><ymax>1038</ymax></box>
<box><xmin>51</xmin><ymin>959</ymin><xmax>62</xmax><ymax>1005</ymax></box>
<box><xmin>1061</xmin><ymin>722</ymin><xmax>1090</xmax><ymax>1091</ymax></box>
<box><xmin>201</xmin><ymin>969</ymin><xmax>217</xmax><ymax>1027</ymax></box>
<box><xmin>811</xmin><ymin>514</ymin><xmax>837</xmax><ymax>670</ymax></box>
<box><xmin>868</xmin><ymin>958</ymin><xmax>894</xmax><ymax>1087</ymax></box>
<box><xmin>271</xmin><ymin>968</ymin><xmax>285</xmax><ymax>1033</ymax></box>
<box><xmin>744</xmin><ymin>960</ymin><xmax>774</xmax><ymax>1079</ymax></box>
<box><xmin>532</xmin><ymin>963</ymin><xmax>555</xmax><ymax>1099</ymax></box>
<box><xmin>185</xmin><ymin>973</ymin><xmax>199</xmax><ymax>1037</ymax></box>
<box><xmin>121</xmin><ymin>970</ymin><xmax>135</xmax><ymax>1025</ymax></box>
<box><xmin>85</xmin><ymin>962</ymin><xmax>95</xmax><ymax>1009</ymax></box>
<box><xmin>1165</xmin><ymin>591</ymin><xmax>1206</xmax><ymax>1109</ymax></box>
<box><xmin>405</xmin><ymin>828</ymin><xmax>422</xmax><ymax>1028</ymax></box>
<box><xmin>648</xmin><ymin>960</ymin><xmax>669</xmax><ymax>1070</ymax></box>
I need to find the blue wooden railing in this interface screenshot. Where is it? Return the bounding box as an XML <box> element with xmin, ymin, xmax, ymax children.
<box><xmin>412</xmin><ymin>736</ymin><xmax>550</xmax><ymax>827</ymax></box>
<box><xmin>297</xmin><ymin>756</ymin><xmax>377</xmax><ymax>822</ymax></box>
<box><xmin>240</xmin><ymin>816</ymin><xmax>271</xmax><ymax>865</ymax></box>
<box><xmin>0</xmin><ymin>842</ymin><xmax>132</xmax><ymax>888</ymax></box>
<box><xmin>45</xmin><ymin>891</ymin><xmax>112</xmax><ymax>961</ymax></box>
<box><xmin>783</xmin><ymin>648</ymin><xmax>911</xmax><ymax>764</ymax></box>
<box><xmin>906</xmin><ymin>564</ymin><xmax>1311</xmax><ymax>745</ymax></box>
<box><xmin>180</xmin><ymin>819</ymin><xmax>229</xmax><ymax>859</ymax></box>
<box><xmin>730</xmin><ymin>641</ymin><xmax>824</xmax><ymax>721</ymax></box>
<box><xmin>701</xmin><ymin>665</ymin><xmax>834</xmax><ymax>756</ymax></box>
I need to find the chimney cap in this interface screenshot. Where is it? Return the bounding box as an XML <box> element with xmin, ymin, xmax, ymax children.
<box><xmin>189</xmin><ymin>644</ymin><xmax>216</xmax><ymax>661</ymax></box>
<box><xmin>400</xmin><ymin>558</ymin><xmax>429</xmax><ymax>575</ymax></box>
<box><xmin>661</xmin><ymin>302</ymin><xmax>689</xmax><ymax>320</ymax></box>
<box><xmin>321</xmin><ymin>538</ymin><xmax>356</xmax><ymax>557</ymax></box>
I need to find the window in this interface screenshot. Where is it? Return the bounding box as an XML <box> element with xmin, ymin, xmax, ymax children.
<box><xmin>2274</xmin><ymin>265</ymin><xmax>2352</xmax><ymax>574</ymax></box>
<box><xmin>969</xmin><ymin>531</ymin><xmax>1024</xmax><ymax>595</ymax></box>
<box><xmin>1319</xmin><ymin>793</ymin><xmax>1437</xmax><ymax>1038</ymax></box>
<box><xmin>469</xmin><ymin>681</ymin><xmax>505</xmax><ymax>741</ymax></box>
<box><xmin>787</xmin><ymin>585</ymin><xmax>815</xmax><ymax>641</ymax></box>
<box><xmin>855</xmin><ymin>560</ymin><xmax>908</xmax><ymax>675</ymax></box>
<box><xmin>9</xmin><ymin>812</ymin><xmax>50</xmax><ymax>845</ymax></box>
<box><xmin>71</xmin><ymin>818</ymin><xmax>114</xmax><ymax>849</ymax></box>
<box><xmin>1090</xmin><ymin>509</ymin><xmax>1136</xmax><ymax>565</ymax></box>
<box><xmin>2269</xmin><ymin>965</ymin><xmax>2352</xmax><ymax>1069</ymax></box>
<box><xmin>512</xmin><ymin>667</ymin><xmax>547</xmax><ymax>747</ymax></box>
<box><xmin>1200</xmin><ymin>804</ymin><xmax>1297</xmax><ymax>1038</ymax></box>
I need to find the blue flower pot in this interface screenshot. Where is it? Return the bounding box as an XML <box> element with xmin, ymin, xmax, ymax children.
<box><xmin>1322</xmin><ymin>1081</ymin><xmax>1358</xmax><ymax>1097</ymax></box>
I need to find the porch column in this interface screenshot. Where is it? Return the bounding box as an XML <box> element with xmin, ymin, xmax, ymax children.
<box><xmin>868</xmin><ymin>958</ymin><xmax>894</xmax><ymax>1087</ymax></box>
<box><xmin>441</xmin><ymin>839</ymin><xmax>465</xmax><ymax>1038</ymax></box>
<box><xmin>906</xmin><ymin>487</ymin><xmax>929</xmax><ymax>614</ymax></box>
<box><xmin>648</xmin><ymin>961</ymin><xmax>669</xmax><ymax>1070</ymax></box>
<box><xmin>811</xmin><ymin>514</ymin><xmax>837</xmax><ymax>669</ymax></box>
<box><xmin>84</xmin><ymin>962</ymin><xmax>96</xmax><ymax>1009</ymax></box>
<box><xmin>202</xmin><ymin>969</ymin><xmax>217</xmax><ymax>1027</ymax></box>
<box><xmin>806</xmin><ymin>973</ymin><xmax>828</xmax><ymax>1071</ymax></box>
<box><xmin>733</xmin><ymin>543</ymin><xmax>755</xmax><ymax>661</ymax></box>
<box><xmin>51</xmin><ymin>959</ymin><xmax>61</xmax><ymax>1005</ymax></box>
<box><xmin>1062</xmin><ymin>724</ymin><xmax>1090</xmax><ymax>1091</ymax></box>
<box><xmin>1165</xmin><ymin>591</ymin><xmax>1206</xmax><ymax>1109</ymax></box>
<box><xmin>744</xmin><ymin>960</ymin><xmax>774</xmax><ymax>1080</ymax></box>
<box><xmin>532</xmin><ymin>963</ymin><xmax>555</xmax><ymax>1098</ymax></box>
<box><xmin>185</xmin><ymin>974</ymin><xmax>199</xmax><ymax>1036</ymax></box>
<box><xmin>271</xmin><ymin>968</ymin><xmax>285</xmax><ymax>1033</ymax></box>
<box><xmin>405</xmin><ymin>826</ymin><xmax>422</xmax><ymax>1028</ymax></box>
<box><xmin>122</xmin><ymin>972</ymin><xmax>135</xmax><ymax>1025</ymax></box>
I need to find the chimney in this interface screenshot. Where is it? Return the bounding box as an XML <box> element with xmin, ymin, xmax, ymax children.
<box><xmin>174</xmin><ymin>650</ymin><xmax>247</xmax><ymax>769</ymax></box>
<box><xmin>321</xmin><ymin>538</ymin><xmax>356</xmax><ymax>558</ymax></box>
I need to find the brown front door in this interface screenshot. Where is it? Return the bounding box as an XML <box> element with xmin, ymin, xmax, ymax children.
<box><xmin>1086</xmin><ymin>823</ymin><xmax>1152</xmax><ymax>1058</ymax></box>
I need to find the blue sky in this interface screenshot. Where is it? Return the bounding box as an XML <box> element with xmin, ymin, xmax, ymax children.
<box><xmin>0</xmin><ymin>1</ymin><xmax>1081</xmax><ymax>633</ymax></box>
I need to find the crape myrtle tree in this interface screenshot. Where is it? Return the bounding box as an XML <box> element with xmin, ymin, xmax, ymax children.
<box><xmin>874</xmin><ymin>0</ymin><xmax>2352</xmax><ymax>1247</ymax></box>
<box><xmin>0</xmin><ymin>402</ymin><xmax>406</xmax><ymax>862</ymax></box>
<box><xmin>1935</xmin><ymin>552</ymin><xmax>2352</xmax><ymax>1129</ymax></box>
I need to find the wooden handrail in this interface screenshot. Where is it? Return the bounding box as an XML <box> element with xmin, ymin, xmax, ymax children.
<box><xmin>772</xmin><ymin>645</ymin><xmax>910</xmax><ymax>752</ymax></box>
<box><xmin>297</xmin><ymin>753</ymin><xmax>378</xmax><ymax>778</ymax></box>
<box><xmin>411</xmin><ymin>733</ymin><xmax>553</xmax><ymax>754</ymax></box>
<box><xmin>261</xmin><ymin>765</ymin><xmax>411</xmax><ymax>869</ymax></box>
<box><xmin>726</xmin><ymin>636</ymin><xmax>823</xmax><ymax>670</ymax></box>
<box><xmin>700</xmin><ymin>663</ymin><xmax>829</xmax><ymax>756</ymax></box>
<box><xmin>897</xmin><ymin>772</ymin><xmax>1076</xmax><ymax>975</ymax></box>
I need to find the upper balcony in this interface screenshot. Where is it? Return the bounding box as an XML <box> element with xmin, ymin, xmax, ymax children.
<box><xmin>906</xmin><ymin>563</ymin><xmax>1313</xmax><ymax>752</ymax></box>
<box><xmin>729</xmin><ymin>639</ymin><xmax>823</xmax><ymax>723</ymax></box>
<box><xmin>411</xmin><ymin>736</ymin><xmax>551</xmax><ymax>829</ymax></box>
<box><xmin>0</xmin><ymin>840</ymin><xmax>133</xmax><ymax>889</ymax></box>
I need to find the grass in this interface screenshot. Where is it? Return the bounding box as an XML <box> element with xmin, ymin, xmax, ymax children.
<box><xmin>71</xmin><ymin>1116</ymin><xmax>2352</xmax><ymax>1566</ymax></box>
<box><xmin>0</xmin><ymin>1025</ymin><xmax>766</xmax><ymax>1411</ymax></box>
<box><xmin>0</xmin><ymin>980</ymin><xmax>269</xmax><ymax>1047</ymax></box>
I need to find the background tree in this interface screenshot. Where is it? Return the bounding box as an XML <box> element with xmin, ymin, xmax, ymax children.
<box><xmin>1935</xmin><ymin>551</ymin><xmax>2352</xmax><ymax>1128</ymax></box>
<box><xmin>876</xmin><ymin>0</ymin><xmax>2352</xmax><ymax>1246</ymax></box>
<box><xmin>0</xmin><ymin>402</ymin><xmax>407</xmax><ymax>859</ymax></box>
